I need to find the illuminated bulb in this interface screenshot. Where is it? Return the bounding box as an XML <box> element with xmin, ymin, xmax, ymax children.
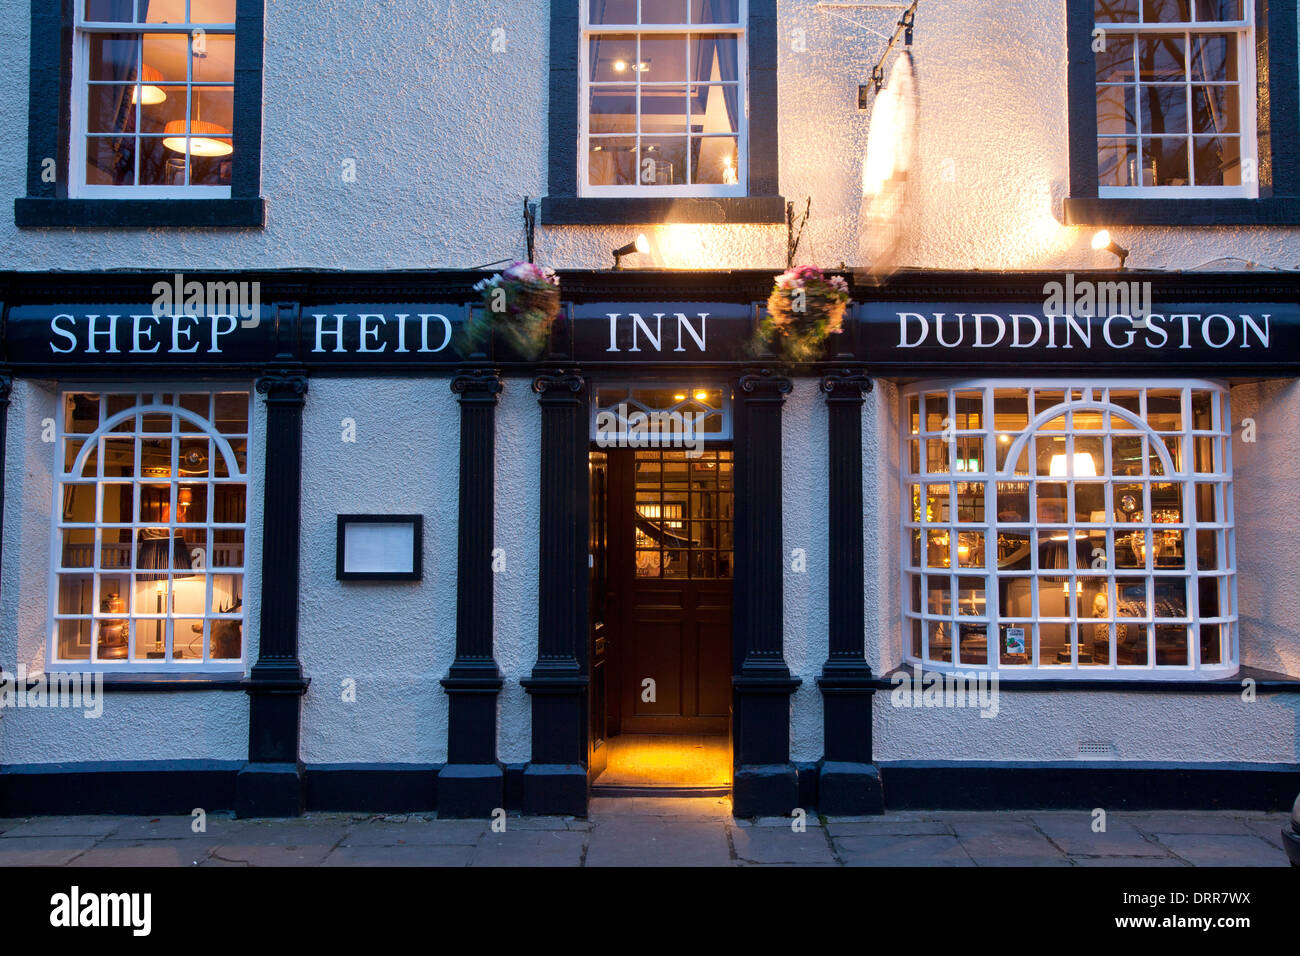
<box><xmin>1049</xmin><ymin>452</ymin><xmax>1097</xmax><ymax>477</ymax></box>
<box><xmin>613</xmin><ymin>59</ymin><xmax>628</xmax><ymax>72</ymax></box>
<box><xmin>998</xmin><ymin>434</ymin><xmax>1010</xmax><ymax>443</ymax></box>
<box><xmin>694</xmin><ymin>391</ymin><xmax>708</xmax><ymax>401</ymax></box>
<box><xmin>722</xmin><ymin>155</ymin><xmax>738</xmax><ymax>185</ymax></box>
<box><xmin>1090</xmin><ymin>229</ymin><xmax>1111</xmax><ymax>250</ymax></box>
<box><xmin>674</xmin><ymin>393</ymin><xmax>687</xmax><ymax>401</ymax></box>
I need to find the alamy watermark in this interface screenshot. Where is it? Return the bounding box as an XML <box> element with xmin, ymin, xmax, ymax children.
<box><xmin>152</xmin><ymin>273</ymin><xmax>261</xmax><ymax>327</ymax></box>
<box><xmin>0</xmin><ymin>665</ymin><xmax>103</xmax><ymax>718</ymax></box>
<box><xmin>593</xmin><ymin>403</ymin><xmax>706</xmax><ymax>457</ymax></box>
<box><xmin>890</xmin><ymin>668</ymin><xmax>999</xmax><ymax>718</ymax></box>
<box><xmin>1043</xmin><ymin>274</ymin><xmax>1152</xmax><ymax>324</ymax></box>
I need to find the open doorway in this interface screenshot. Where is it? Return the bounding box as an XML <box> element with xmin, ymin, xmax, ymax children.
<box><xmin>589</xmin><ymin>447</ymin><xmax>734</xmax><ymax>794</ymax></box>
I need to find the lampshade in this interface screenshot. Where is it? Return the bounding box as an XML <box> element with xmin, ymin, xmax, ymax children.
<box><xmin>163</xmin><ymin>119</ymin><xmax>233</xmax><ymax>157</ymax></box>
<box><xmin>136</xmin><ymin>529</ymin><xmax>195</xmax><ymax>581</ymax></box>
<box><xmin>133</xmin><ymin>65</ymin><xmax>167</xmax><ymax>105</ymax></box>
<box><xmin>1049</xmin><ymin>452</ymin><xmax>1097</xmax><ymax>477</ymax></box>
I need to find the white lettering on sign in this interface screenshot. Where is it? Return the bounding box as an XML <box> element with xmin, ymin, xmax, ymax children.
<box><xmin>309</xmin><ymin>313</ymin><xmax>453</xmax><ymax>354</ymax></box>
<box><xmin>895</xmin><ymin>312</ymin><xmax>1270</xmax><ymax>351</ymax></box>
<box><xmin>605</xmin><ymin>312</ymin><xmax>709</xmax><ymax>353</ymax></box>
<box><xmin>48</xmin><ymin>313</ymin><xmax>240</xmax><ymax>355</ymax></box>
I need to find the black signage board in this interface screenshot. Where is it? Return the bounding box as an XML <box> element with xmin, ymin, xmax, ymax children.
<box><xmin>4</xmin><ymin>296</ymin><xmax>1299</xmax><ymax>375</ymax></box>
<box><xmin>855</xmin><ymin>301</ymin><xmax>1300</xmax><ymax>375</ymax></box>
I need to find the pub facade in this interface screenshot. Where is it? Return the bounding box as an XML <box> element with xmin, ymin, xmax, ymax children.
<box><xmin>0</xmin><ymin>0</ymin><xmax>1298</xmax><ymax>818</ymax></box>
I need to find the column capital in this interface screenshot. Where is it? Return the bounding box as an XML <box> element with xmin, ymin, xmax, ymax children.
<box><xmin>255</xmin><ymin>368</ymin><xmax>309</xmax><ymax>401</ymax></box>
<box><xmin>820</xmin><ymin>368</ymin><xmax>874</xmax><ymax>401</ymax></box>
<box><xmin>451</xmin><ymin>368</ymin><xmax>503</xmax><ymax>401</ymax></box>
<box><xmin>738</xmin><ymin>367</ymin><xmax>793</xmax><ymax>398</ymax></box>
<box><xmin>531</xmin><ymin>368</ymin><xmax>585</xmax><ymax>397</ymax></box>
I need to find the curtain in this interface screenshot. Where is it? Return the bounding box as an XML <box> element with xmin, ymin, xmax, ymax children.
<box><xmin>105</xmin><ymin>0</ymin><xmax>148</xmax><ymax>184</ymax></box>
<box><xmin>691</xmin><ymin>5</ymin><xmax>739</xmax><ymax>136</ymax></box>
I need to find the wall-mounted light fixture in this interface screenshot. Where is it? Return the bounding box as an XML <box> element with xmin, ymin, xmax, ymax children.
<box><xmin>612</xmin><ymin>233</ymin><xmax>650</xmax><ymax>270</ymax></box>
<box><xmin>1091</xmin><ymin>229</ymin><xmax>1129</xmax><ymax>270</ymax></box>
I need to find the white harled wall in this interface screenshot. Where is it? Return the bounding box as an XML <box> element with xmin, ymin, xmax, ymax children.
<box><xmin>3</xmin><ymin>0</ymin><xmax>1298</xmax><ymax>273</ymax></box>
<box><xmin>297</xmin><ymin>378</ymin><xmax>459</xmax><ymax>765</ymax></box>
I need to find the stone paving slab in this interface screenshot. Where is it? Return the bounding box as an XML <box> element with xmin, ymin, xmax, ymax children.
<box><xmin>324</xmin><ymin>844</ymin><xmax>476</xmax><ymax>867</ymax></box>
<box><xmin>730</xmin><ymin>827</ymin><xmax>838</xmax><ymax>864</ymax></box>
<box><xmin>471</xmin><ymin>830</ymin><xmax>588</xmax><ymax>867</ymax></box>
<box><xmin>1028</xmin><ymin>813</ymin><xmax>1171</xmax><ymax>857</ymax></box>
<box><xmin>0</xmin><ymin>806</ymin><xmax>1293</xmax><ymax>866</ymax></box>
<box><xmin>1153</xmin><ymin>833</ymin><xmax>1291</xmax><ymax>867</ymax></box>
<box><xmin>948</xmin><ymin>821</ymin><xmax>1073</xmax><ymax>867</ymax></box>
<box><xmin>585</xmin><ymin>817</ymin><xmax>732</xmax><ymax>866</ymax></box>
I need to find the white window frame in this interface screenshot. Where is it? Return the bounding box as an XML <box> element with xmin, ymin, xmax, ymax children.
<box><xmin>579</xmin><ymin>0</ymin><xmax>749</xmax><ymax>198</ymax></box>
<box><xmin>1095</xmin><ymin>3</ymin><xmax>1258</xmax><ymax>198</ymax></box>
<box><xmin>47</xmin><ymin>385</ymin><xmax>253</xmax><ymax>673</ymax></box>
<box><xmin>590</xmin><ymin>381</ymin><xmax>733</xmax><ymax>443</ymax></box>
<box><xmin>899</xmin><ymin>379</ymin><xmax>1238</xmax><ymax>681</ymax></box>
<box><xmin>71</xmin><ymin>3</ymin><xmax>236</xmax><ymax>198</ymax></box>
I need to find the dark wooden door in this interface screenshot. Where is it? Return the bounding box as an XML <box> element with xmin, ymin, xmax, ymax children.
<box><xmin>588</xmin><ymin>451</ymin><xmax>609</xmax><ymax>783</ymax></box>
<box><xmin>608</xmin><ymin>448</ymin><xmax>733</xmax><ymax>735</ymax></box>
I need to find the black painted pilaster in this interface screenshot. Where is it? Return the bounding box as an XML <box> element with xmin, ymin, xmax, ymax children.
<box><xmin>732</xmin><ymin>368</ymin><xmax>802</xmax><ymax>817</ymax></box>
<box><xmin>439</xmin><ymin>369</ymin><xmax>506</xmax><ymax>817</ymax></box>
<box><xmin>520</xmin><ymin>369</ymin><xmax>590</xmax><ymax>816</ymax></box>
<box><xmin>238</xmin><ymin>369</ymin><xmax>311</xmax><ymax>817</ymax></box>
<box><xmin>817</xmin><ymin>370</ymin><xmax>884</xmax><ymax>814</ymax></box>
<box><xmin>0</xmin><ymin>371</ymin><xmax>12</xmax><ymax>591</ymax></box>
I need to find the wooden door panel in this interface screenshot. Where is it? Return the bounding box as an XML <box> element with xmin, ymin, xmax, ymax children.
<box><xmin>628</xmin><ymin>619</ymin><xmax>685</xmax><ymax>718</ymax></box>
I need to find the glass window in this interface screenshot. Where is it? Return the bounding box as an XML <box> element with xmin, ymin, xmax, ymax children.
<box><xmin>583</xmin><ymin>0</ymin><xmax>746</xmax><ymax>195</ymax></box>
<box><xmin>76</xmin><ymin>1</ymin><xmax>236</xmax><ymax>196</ymax></box>
<box><xmin>51</xmin><ymin>388</ymin><xmax>250</xmax><ymax>669</ymax></box>
<box><xmin>1093</xmin><ymin>0</ymin><xmax>1255</xmax><ymax>195</ymax></box>
<box><xmin>902</xmin><ymin>381</ymin><xmax>1236</xmax><ymax>678</ymax></box>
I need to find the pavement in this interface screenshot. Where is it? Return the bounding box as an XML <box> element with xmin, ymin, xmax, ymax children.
<box><xmin>0</xmin><ymin>798</ymin><xmax>1291</xmax><ymax>866</ymax></box>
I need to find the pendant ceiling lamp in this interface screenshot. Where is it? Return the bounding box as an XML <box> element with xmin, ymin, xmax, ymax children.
<box><xmin>163</xmin><ymin>46</ymin><xmax>232</xmax><ymax>157</ymax></box>
<box><xmin>133</xmin><ymin>64</ymin><xmax>167</xmax><ymax>105</ymax></box>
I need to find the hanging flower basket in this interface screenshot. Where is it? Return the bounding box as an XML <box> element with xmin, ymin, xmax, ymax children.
<box><xmin>470</xmin><ymin>261</ymin><xmax>561</xmax><ymax>359</ymax></box>
<box><xmin>754</xmin><ymin>265</ymin><xmax>850</xmax><ymax>363</ymax></box>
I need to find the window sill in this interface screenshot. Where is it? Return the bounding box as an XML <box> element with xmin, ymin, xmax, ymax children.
<box><xmin>98</xmin><ymin>673</ymin><xmax>247</xmax><ymax>692</ymax></box>
<box><xmin>1064</xmin><ymin>196</ymin><xmax>1300</xmax><ymax>226</ymax></box>
<box><xmin>871</xmin><ymin>664</ymin><xmax>1300</xmax><ymax>693</ymax></box>
<box><xmin>540</xmin><ymin>195</ymin><xmax>787</xmax><ymax>225</ymax></box>
<box><xmin>14</xmin><ymin>198</ymin><xmax>266</xmax><ymax>228</ymax></box>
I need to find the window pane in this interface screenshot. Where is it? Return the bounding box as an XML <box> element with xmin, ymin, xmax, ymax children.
<box><xmin>690</xmin><ymin>136</ymin><xmax>738</xmax><ymax>184</ymax></box>
<box><xmin>1189</xmin><ymin>33</ymin><xmax>1236</xmax><ymax>82</ymax></box>
<box><xmin>1138</xmin><ymin>35</ymin><xmax>1185</xmax><ymax>81</ymax></box>
<box><xmin>692</xmin><ymin>0</ymin><xmax>740</xmax><ymax>23</ymax></box>
<box><xmin>641</xmin><ymin>86</ymin><xmax>689</xmax><ymax>133</ymax></box>
<box><xmin>1140</xmin><ymin>85</ymin><xmax>1187</xmax><ymax>135</ymax></box>
<box><xmin>640</xmin><ymin>34</ymin><xmax>689</xmax><ymax>81</ymax></box>
<box><xmin>1193</xmin><ymin>135</ymin><xmax>1241</xmax><ymax>185</ymax></box>
<box><xmin>590</xmin><ymin>0</ymin><xmax>637</xmax><ymax>23</ymax></box>
<box><xmin>143</xmin><ymin>0</ymin><xmax>187</xmax><ymax>21</ymax></box>
<box><xmin>639</xmin><ymin>137</ymin><xmax>687</xmax><ymax>185</ymax></box>
<box><xmin>142</xmin><ymin>33</ymin><xmax>189</xmax><ymax>82</ymax></box>
<box><xmin>86</xmin><ymin>136</ymin><xmax>136</xmax><ymax>186</ymax></box>
<box><xmin>1095</xmin><ymin>0</ymin><xmax>1139</xmax><ymax>21</ymax></box>
<box><xmin>690</xmin><ymin>83</ymin><xmax>739</xmax><ymax>134</ymax></box>
<box><xmin>1143</xmin><ymin>137</ymin><xmax>1190</xmax><ymax>186</ymax></box>
<box><xmin>690</xmin><ymin>34</ymin><xmax>737</xmax><ymax>83</ymax></box>
<box><xmin>89</xmin><ymin>34</ymin><xmax>140</xmax><ymax>82</ymax></box>
<box><xmin>1097</xmin><ymin>85</ymin><xmax>1136</xmax><ymax>135</ymax></box>
<box><xmin>590</xmin><ymin>35</ymin><xmax>638</xmax><ymax>82</ymax></box>
<box><xmin>589</xmin><ymin>87</ymin><xmax>635</xmax><ymax>133</ymax></box>
<box><xmin>86</xmin><ymin>0</ymin><xmax>137</xmax><ymax>20</ymax></box>
<box><xmin>1194</xmin><ymin>0</ymin><xmax>1241</xmax><ymax>19</ymax></box>
<box><xmin>1095</xmin><ymin>33</ymin><xmax>1135</xmax><ymax>83</ymax></box>
<box><xmin>643</xmin><ymin>0</ymin><xmax>688</xmax><ymax>24</ymax></box>
<box><xmin>1142</xmin><ymin>0</ymin><xmax>1191</xmax><ymax>19</ymax></box>
<box><xmin>1098</xmin><ymin>138</ymin><xmax>1139</xmax><ymax>186</ymax></box>
<box><xmin>1191</xmin><ymin>85</ymin><xmax>1239</xmax><ymax>135</ymax></box>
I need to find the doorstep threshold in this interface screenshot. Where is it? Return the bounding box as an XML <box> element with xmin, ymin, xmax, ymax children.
<box><xmin>591</xmin><ymin>784</ymin><xmax>731</xmax><ymax>798</ymax></box>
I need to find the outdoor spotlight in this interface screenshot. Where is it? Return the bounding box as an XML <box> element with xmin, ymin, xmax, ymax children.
<box><xmin>1091</xmin><ymin>229</ymin><xmax>1129</xmax><ymax>269</ymax></box>
<box><xmin>612</xmin><ymin>233</ymin><xmax>650</xmax><ymax>270</ymax></box>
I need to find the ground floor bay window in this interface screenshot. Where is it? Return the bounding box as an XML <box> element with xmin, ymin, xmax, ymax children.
<box><xmin>50</xmin><ymin>388</ymin><xmax>251</xmax><ymax>670</ymax></box>
<box><xmin>901</xmin><ymin>380</ymin><xmax>1236</xmax><ymax>678</ymax></box>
